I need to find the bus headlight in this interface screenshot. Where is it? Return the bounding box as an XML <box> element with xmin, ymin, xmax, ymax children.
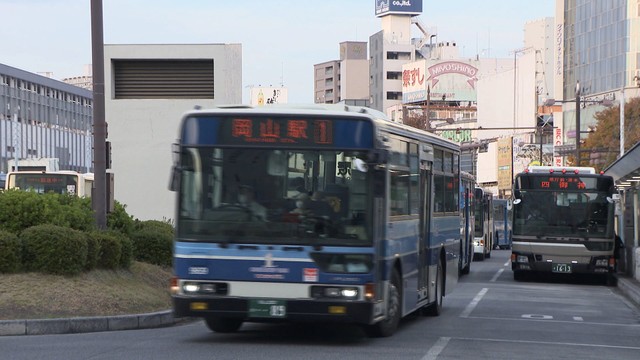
<box><xmin>184</xmin><ymin>283</ymin><xmax>200</xmax><ymax>293</ymax></box>
<box><xmin>517</xmin><ymin>255</ymin><xmax>529</xmax><ymax>263</ymax></box>
<box><xmin>311</xmin><ymin>286</ymin><xmax>359</xmax><ymax>299</ymax></box>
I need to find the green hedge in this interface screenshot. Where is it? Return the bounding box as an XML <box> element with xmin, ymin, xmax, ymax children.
<box><xmin>90</xmin><ymin>231</ymin><xmax>122</xmax><ymax>270</ymax></box>
<box><xmin>0</xmin><ymin>230</ymin><xmax>21</xmax><ymax>273</ymax></box>
<box><xmin>131</xmin><ymin>221</ymin><xmax>174</xmax><ymax>267</ymax></box>
<box><xmin>0</xmin><ymin>190</ymin><xmax>95</xmax><ymax>234</ymax></box>
<box><xmin>21</xmin><ymin>224</ymin><xmax>88</xmax><ymax>275</ymax></box>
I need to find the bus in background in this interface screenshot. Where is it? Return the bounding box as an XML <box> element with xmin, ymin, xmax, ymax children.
<box><xmin>492</xmin><ymin>199</ymin><xmax>512</xmax><ymax>250</ymax></box>
<box><xmin>459</xmin><ymin>171</ymin><xmax>475</xmax><ymax>275</ymax></box>
<box><xmin>169</xmin><ymin>105</ymin><xmax>463</xmax><ymax>337</ymax></box>
<box><xmin>473</xmin><ymin>187</ymin><xmax>493</xmax><ymax>261</ymax></box>
<box><xmin>4</xmin><ymin>170</ymin><xmax>94</xmax><ymax>197</ymax></box>
<box><xmin>511</xmin><ymin>166</ymin><xmax>617</xmax><ymax>283</ymax></box>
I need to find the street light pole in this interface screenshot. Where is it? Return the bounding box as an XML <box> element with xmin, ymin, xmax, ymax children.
<box><xmin>575</xmin><ymin>81</ymin><xmax>581</xmax><ymax>166</ymax></box>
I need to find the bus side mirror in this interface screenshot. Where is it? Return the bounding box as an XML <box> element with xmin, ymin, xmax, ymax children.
<box><xmin>512</xmin><ymin>199</ymin><xmax>522</xmax><ymax>205</ymax></box>
<box><xmin>507</xmin><ymin>199</ymin><xmax>513</xmax><ymax>210</ymax></box>
<box><xmin>169</xmin><ymin>166</ymin><xmax>180</xmax><ymax>192</ymax></box>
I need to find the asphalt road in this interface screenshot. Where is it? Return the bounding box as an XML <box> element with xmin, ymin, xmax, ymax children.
<box><xmin>2</xmin><ymin>250</ymin><xmax>640</xmax><ymax>360</ymax></box>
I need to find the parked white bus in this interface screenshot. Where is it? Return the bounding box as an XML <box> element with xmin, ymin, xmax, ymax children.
<box><xmin>4</xmin><ymin>170</ymin><xmax>94</xmax><ymax>197</ymax></box>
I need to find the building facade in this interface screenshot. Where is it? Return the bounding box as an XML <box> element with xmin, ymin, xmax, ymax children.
<box><xmin>104</xmin><ymin>44</ymin><xmax>242</xmax><ymax>221</ymax></box>
<box><xmin>0</xmin><ymin>63</ymin><xmax>93</xmax><ymax>175</ymax></box>
<box><xmin>314</xmin><ymin>41</ymin><xmax>369</xmax><ymax>105</ymax></box>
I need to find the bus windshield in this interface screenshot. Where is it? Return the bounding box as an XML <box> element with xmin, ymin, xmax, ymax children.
<box><xmin>177</xmin><ymin>147</ymin><xmax>371</xmax><ymax>246</ymax></box>
<box><xmin>513</xmin><ymin>189</ymin><xmax>614</xmax><ymax>238</ymax></box>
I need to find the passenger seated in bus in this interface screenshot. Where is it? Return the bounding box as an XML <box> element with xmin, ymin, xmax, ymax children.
<box><xmin>237</xmin><ymin>185</ymin><xmax>267</xmax><ymax>221</ymax></box>
<box><xmin>307</xmin><ymin>191</ymin><xmax>336</xmax><ymax>221</ymax></box>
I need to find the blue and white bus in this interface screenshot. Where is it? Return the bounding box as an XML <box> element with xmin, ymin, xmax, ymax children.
<box><xmin>473</xmin><ymin>187</ymin><xmax>493</xmax><ymax>260</ymax></box>
<box><xmin>169</xmin><ymin>105</ymin><xmax>463</xmax><ymax>337</ymax></box>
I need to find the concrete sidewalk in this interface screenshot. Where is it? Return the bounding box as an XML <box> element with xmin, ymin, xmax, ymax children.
<box><xmin>2</xmin><ymin>275</ymin><xmax>640</xmax><ymax>336</ymax></box>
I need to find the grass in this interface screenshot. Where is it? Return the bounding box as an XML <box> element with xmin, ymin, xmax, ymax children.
<box><xmin>0</xmin><ymin>262</ymin><xmax>173</xmax><ymax>320</ymax></box>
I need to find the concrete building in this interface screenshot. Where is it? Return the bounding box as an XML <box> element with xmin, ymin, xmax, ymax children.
<box><xmin>0</xmin><ymin>63</ymin><xmax>93</xmax><ymax>175</ymax></box>
<box><xmin>104</xmin><ymin>44</ymin><xmax>242</xmax><ymax>221</ymax></box>
<box><xmin>369</xmin><ymin>0</ymin><xmax>429</xmax><ymax>113</ymax></box>
<box><xmin>554</xmin><ymin>0</ymin><xmax>640</xmax><ymax>151</ymax></box>
<box><xmin>62</xmin><ymin>65</ymin><xmax>93</xmax><ymax>91</ymax></box>
<box><xmin>314</xmin><ymin>41</ymin><xmax>369</xmax><ymax>105</ymax></box>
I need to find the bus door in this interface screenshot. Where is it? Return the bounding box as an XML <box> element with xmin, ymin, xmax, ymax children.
<box><xmin>419</xmin><ymin>162</ymin><xmax>432</xmax><ymax>292</ymax></box>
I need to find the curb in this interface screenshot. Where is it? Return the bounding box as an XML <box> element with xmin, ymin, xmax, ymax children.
<box><xmin>0</xmin><ymin>310</ymin><xmax>175</xmax><ymax>336</ymax></box>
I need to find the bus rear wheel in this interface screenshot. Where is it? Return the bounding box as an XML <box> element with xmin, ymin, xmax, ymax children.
<box><xmin>365</xmin><ymin>269</ymin><xmax>401</xmax><ymax>338</ymax></box>
<box><xmin>205</xmin><ymin>317</ymin><xmax>243</xmax><ymax>333</ymax></box>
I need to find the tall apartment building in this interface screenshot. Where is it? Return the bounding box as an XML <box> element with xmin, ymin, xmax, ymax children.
<box><xmin>314</xmin><ymin>41</ymin><xmax>369</xmax><ymax>105</ymax></box>
<box><xmin>0</xmin><ymin>63</ymin><xmax>93</xmax><ymax>174</ymax></box>
<box><xmin>556</xmin><ymin>0</ymin><xmax>640</xmax><ymax>144</ymax></box>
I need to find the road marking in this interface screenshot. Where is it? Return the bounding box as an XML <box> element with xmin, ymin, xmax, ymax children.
<box><xmin>464</xmin><ymin>315</ymin><xmax>640</xmax><ymax>328</ymax></box>
<box><xmin>460</xmin><ymin>288</ymin><xmax>488</xmax><ymax>318</ymax></box>
<box><xmin>573</xmin><ymin>316</ymin><xmax>584</xmax><ymax>321</ymax></box>
<box><xmin>421</xmin><ymin>337</ymin><xmax>450</xmax><ymax>360</ymax></box>
<box><xmin>490</xmin><ymin>268</ymin><xmax>504</xmax><ymax>282</ymax></box>
<box><xmin>503</xmin><ymin>260</ymin><xmax>510</xmax><ymax>266</ymax></box>
<box><xmin>453</xmin><ymin>336</ymin><xmax>640</xmax><ymax>350</ymax></box>
<box><xmin>522</xmin><ymin>314</ymin><xmax>553</xmax><ymax>320</ymax></box>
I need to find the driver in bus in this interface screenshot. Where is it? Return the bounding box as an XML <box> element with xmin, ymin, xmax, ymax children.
<box><xmin>237</xmin><ymin>185</ymin><xmax>268</xmax><ymax>221</ymax></box>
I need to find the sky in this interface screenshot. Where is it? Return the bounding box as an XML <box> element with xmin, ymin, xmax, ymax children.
<box><xmin>2</xmin><ymin>0</ymin><xmax>556</xmax><ymax>104</ymax></box>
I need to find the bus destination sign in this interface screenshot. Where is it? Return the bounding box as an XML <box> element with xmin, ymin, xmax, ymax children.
<box><xmin>538</xmin><ymin>176</ymin><xmax>586</xmax><ymax>190</ymax></box>
<box><xmin>228</xmin><ymin>118</ymin><xmax>333</xmax><ymax>146</ymax></box>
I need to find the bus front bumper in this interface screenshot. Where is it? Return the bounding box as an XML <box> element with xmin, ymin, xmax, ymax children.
<box><xmin>511</xmin><ymin>253</ymin><xmax>615</xmax><ymax>274</ymax></box>
<box><xmin>173</xmin><ymin>295</ymin><xmax>376</xmax><ymax>324</ymax></box>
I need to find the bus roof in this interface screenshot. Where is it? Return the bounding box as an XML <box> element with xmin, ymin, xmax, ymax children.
<box><xmin>181</xmin><ymin>104</ymin><xmax>460</xmax><ymax>151</ymax></box>
<box><xmin>524</xmin><ymin>166</ymin><xmax>596</xmax><ymax>174</ymax></box>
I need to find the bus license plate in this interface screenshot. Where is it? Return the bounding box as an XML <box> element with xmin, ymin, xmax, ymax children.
<box><xmin>248</xmin><ymin>299</ymin><xmax>287</xmax><ymax>318</ymax></box>
<box><xmin>552</xmin><ymin>263</ymin><xmax>572</xmax><ymax>273</ymax></box>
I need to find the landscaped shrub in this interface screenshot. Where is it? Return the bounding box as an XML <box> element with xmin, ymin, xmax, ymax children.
<box><xmin>134</xmin><ymin>219</ymin><xmax>174</xmax><ymax>236</ymax></box>
<box><xmin>130</xmin><ymin>225</ymin><xmax>173</xmax><ymax>267</ymax></box>
<box><xmin>0</xmin><ymin>230</ymin><xmax>22</xmax><ymax>273</ymax></box>
<box><xmin>21</xmin><ymin>224</ymin><xmax>87</xmax><ymax>275</ymax></box>
<box><xmin>0</xmin><ymin>190</ymin><xmax>48</xmax><ymax>234</ymax></box>
<box><xmin>49</xmin><ymin>194</ymin><xmax>95</xmax><ymax>232</ymax></box>
<box><xmin>0</xmin><ymin>190</ymin><xmax>95</xmax><ymax>234</ymax></box>
<box><xmin>89</xmin><ymin>231</ymin><xmax>122</xmax><ymax>270</ymax></box>
<box><xmin>107</xmin><ymin>201</ymin><xmax>135</xmax><ymax>236</ymax></box>
<box><xmin>84</xmin><ymin>232</ymin><xmax>101</xmax><ymax>271</ymax></box>
<box><xmin>102</xmin><ymin>230</ymin><xmax>133</xmax><ymax>269</ymax></box>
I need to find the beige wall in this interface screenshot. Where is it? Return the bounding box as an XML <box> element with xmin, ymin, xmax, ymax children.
<box><xmin>104</xmin><ymin>44</ymin><xmax>241</xmax><ymax>221</ymax></box>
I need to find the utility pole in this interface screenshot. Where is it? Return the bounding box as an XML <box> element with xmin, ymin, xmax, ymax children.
<box><xmin>575</xmin><ymin>81</ymin><xmax>581</xmax><ymax>166</ymax></box>
<box><xmin>91</xmin><ymin>0</ymin><xmax>107</xmax><ymax>229</ymax></box>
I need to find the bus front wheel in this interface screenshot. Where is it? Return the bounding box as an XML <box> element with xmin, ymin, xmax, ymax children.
<box><xmin>365</xmin><ymin>269</ymin><xmax>401</xmax><ymax>337</ymax></box>
<box><xmin>205</xmin><ymin>317</ymin><xmax>243</xmax><ymax>333</ymax></box>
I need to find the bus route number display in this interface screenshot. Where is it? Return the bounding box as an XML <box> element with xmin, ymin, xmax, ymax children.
<box><xmin>229</xmin><ymin>118</ymin><xmax>333</xmax><ymax>146</ymax></box>
<box><xmin>538</xmin><ymin>176</ymin><xmax>586</xmax><ymax>190</ymax></box>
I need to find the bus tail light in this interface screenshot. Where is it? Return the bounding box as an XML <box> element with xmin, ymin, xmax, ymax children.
<box><xmin>365</xmin><ymin>283</ymin><xmax>375</xmax><ymax>301</ymax></box>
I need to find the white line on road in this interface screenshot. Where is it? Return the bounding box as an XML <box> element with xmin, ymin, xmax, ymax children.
<box><xmin>573</xmin><ymin>316</ymin><xmax>584</xmax><ymax>321</ymax></box>
<box><xmin>460</xmin><ymin>288</ymin><xmax>488</xmax><ymax>318</ymax></box>
<box><xmin>503</xmin><ymin>260</ymin><xmax>510</xmax><ymax>267</ymax></box>
<box><xmin>453</xmin><ymin>336</ymin><xmax>640</xmax><ymax>351</ymax></box>
<box><xmin>490</xmin><ymin>268</ymin><xmax>504</xmax><ymax>282</ymax></box>
<box><xmin>421</xmin><ymin>337</ymin><xmax>450</xmax><ymax>360</ymax></box>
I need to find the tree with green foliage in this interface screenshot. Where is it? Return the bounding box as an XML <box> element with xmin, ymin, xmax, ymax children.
<box><xmin>580</xmin><ymin>97</ymin><xmax>640</xmax><ymax>172</ymax></box>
